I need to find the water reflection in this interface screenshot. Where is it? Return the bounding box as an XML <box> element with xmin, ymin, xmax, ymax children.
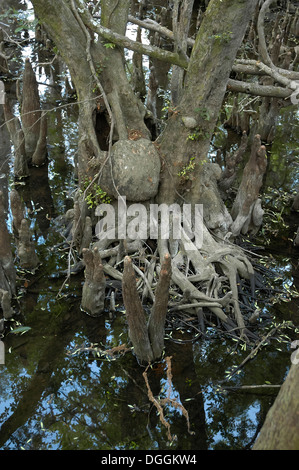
<box><xmin>1</xmin><ymin>123</ymin><xmax>298</xmax><ymax>448</ymax></box>
<box><xmin>0</xmin><ymin>1</ymin><xmax>298</xmax><ymax>452</ymax></box>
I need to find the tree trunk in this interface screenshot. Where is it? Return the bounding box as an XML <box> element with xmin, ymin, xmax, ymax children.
<box><xmin>253</xmin><ymin>363</ymin><xmax>299</xmax><ymax>450</ymax></box>
<box><xmin>122</xmin><ymin>254</ymin><xmax>172</xmax><ymax>363</ymax></box>
<box><xmin>122</xmin><ymin>256</ymin><xmax>154</xmax><ymax>364</ymax></box>
<box><xmin>17</xmin><ymin>219</ymin><xmax>40</xmax><ymax>270</ymax></box>
<box><xmin>81</xmin><ymin>247</ymin><xmax>106</xmax><ymax>317</ymax></box>
<box><xmin>148</xmin><ymin>253</ymin><xmax>172</xmax><ymax>359</ymax></box>
<box><xmin>21</xmin><ymin>58</ymin><xmax>42</xmax><ymax>158</ymax></box>
<box><xmin>157</xmin><ymin>0</ymin><xmax>258</xmax><ymax>232</ymax></box>
<box><xmin>3</xmin><ymin>97</ymin><xmax>29</xmax><ymax>178</ymax></box>
<box><xmin>29</xmin><ymin>0</ymin><xmax>265</xmax><ymax>362</ymax></box>
<box><xmin>231</xmin><ymin>134</ymin><xmax>267</xmax><ymax>236</ymax></box>
<box><xmin>32</xmin><ymin>0</ymin><xmax>150</xmax><ymax>183</ymax></box>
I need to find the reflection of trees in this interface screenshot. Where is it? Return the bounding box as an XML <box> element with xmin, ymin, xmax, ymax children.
<box><xmin>0</xmin><ymin>305</ymin><xmax>295</xmax><ymax>450</ymax></box>
<box><xmin>196</xmin><ymin>344</ymin><xmax>291</xmax><ymax>450</ymax></box>
<box><xmin>1</xmin><ymin>0</ymin><xmax>298</xmax><ymax>451</ymax></box>
<box><xmin>16</xmin><ymin>163</ymin><xmax>55</xmax><ymax>239</ymax></box>
<box><xmin>0</xmin><ymin>300</ymin><xmax>84</xmax><ymax>448</ymax></box>
<box><xmin>0</xmin><ymin>320</ymin><xmax>208</xmax><ymax>450</ymax></box>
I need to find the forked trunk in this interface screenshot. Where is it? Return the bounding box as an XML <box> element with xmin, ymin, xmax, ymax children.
<box><xmin>30</xmin><ymin>0</ymin><xmax>262</xmax><ymax>362</ymax></box>
<box><xmin>157</xmin><ymin>0</ymin><xmax>259</xmax><ymax>233</ymax></box>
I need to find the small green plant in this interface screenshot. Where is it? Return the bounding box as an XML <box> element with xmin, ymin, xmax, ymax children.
<box><xmin>212</xmin><ymin>31</ymin><xmax>233</xmax><ymax>44</ymax></box>
<box><xmin>82</xmin><ymin>178</ymin><xmax>112</xmax><ymax>209</ymax></box>
<box><xmin>104</xmin><ymin>42</ymin><xmax>116</xmax><ymax>49</ymax></box>
<box><xmin>178</xmin><ymin>157</ymin><xmax>196</xmax><ymax>180</ymax></box>
<box><xmin>95</xmin><ymin>62</ymin><xmax>104</xmax><ymax>75</ymax></box>
<box><xmin>187</xmin><ymin>127</ymin><xmax>210</xmax><ymax>141</ymax></box>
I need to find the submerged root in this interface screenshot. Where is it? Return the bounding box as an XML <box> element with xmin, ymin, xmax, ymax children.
<box><xmin>58</xmin><ymin>206</ymin><xmax>261</xmax><ymax>361</ymax></box>
<box><xmin>156</xmin><ymin>223</ymin><xmax>257</xmax><ymax>341</ymax></box>
<box><xmin>94</xmin><ymin>225</ymin><xmax>258</xmax><ymax>346</ymax></box>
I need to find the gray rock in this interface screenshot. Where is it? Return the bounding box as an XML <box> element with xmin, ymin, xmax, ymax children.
<box><xmin>182</xmin><ymin>116</ymin><xmax>197</xmax><ymax>129</ymax></box>
<box><xmin>101</xmin><ymin>139</ymin><xmax>161</xmax><ymax>202</ymax></box>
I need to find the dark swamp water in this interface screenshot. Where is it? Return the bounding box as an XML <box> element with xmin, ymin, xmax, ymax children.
<box><xmin>0</xmin><ymin>4</ymin><xmax>299</xmax><ymax>452</ymax></box>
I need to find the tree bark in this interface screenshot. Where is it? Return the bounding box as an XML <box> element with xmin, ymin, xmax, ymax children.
<box><xmin>253</xmin><ymin>363</ymin><xmax>299</xmax><ymax>450</ymax></box>
<box><xmin>0</xmin><ymin>289</ymin><xmax>14</xmax><ymax>319</ymax></box>
<box><xmin>81</xmin><ymin>247</ymin><xmax>106</xmax><ymax>317</ymax></box>
<box><xmin>10</xmin><ymin>188</ymin><xmax>25</xmax><ymax>236</ymax></box>
<box><xmin>157</xmin><ymin>0</ymin><xmax>259</xmax><ymax>232</ymax></box>
<box><xmin>3</xmin><ymin>97</ymin><xmax>29</xmax><ymax>178</ymax></box>
<box><xmin>122</xmin><ymin>256</ymin><xmax>154</xmax><ymax>364</ymax></box>
<box><xmin>21</xmin><ymin>58</ymin><xmax>42</xmax><ymax>158</ymax></box>
<box><xmin>28</xmin><ymin>0</ymin><xmax>268</xmax><ymax>361</ymax></box>
<box><xmin>148</xmin><ymin>253</ymin><xmax>172</xmax><ymax>359</ymax></box>
<box><xmin>219</xmin><ymin>131</ymin><xmax>248</xmax><ymax>195</ymax></box>
<box><xmin>231</xmin><ymin>134</ymin><xmax>267</xmax><ymax>236</ymax></box>
<box><xmin>123</xmin><ymin>254</ymin><xmax>172</xmax><ymax>363</ymax></box>
<box><xmin>17</xmin><ymin>219</ymin><xmax>40</xmax><ymax>270</ymax></box>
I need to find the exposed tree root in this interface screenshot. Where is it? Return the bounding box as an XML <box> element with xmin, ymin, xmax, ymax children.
<box><xmin>156</xmin><ymin>223</ymin><xmax>256</xmax><ymax>341</ymax></box>
<box><xmin>49</xmin><ymin>187</ymin><xmax>283</xmax><ymax>359</ymax></box>
<box><xmin>53</xmin><ymin>191</ymin><xmax>263</xmax><ymax>363</ymax></box>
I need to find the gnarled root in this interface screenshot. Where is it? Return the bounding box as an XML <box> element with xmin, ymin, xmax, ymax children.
<box><xmin>156</xmin><ymin>222</ymin><xmax>256</xmax><ymax>341</ymax></box>
<box><xmin>81</xmin><ymin>247</ymin><xmax>106</xmax><ymax>317</ymax></box>
<box><xmin>63</xmin><ymin>196</ymin><xmax>260</xmax><ymax>362</ymax></box>
<box><xmin>122</xmin><ymin>253</ymin><xmax>172</xmax><ymax>364</ymax></box>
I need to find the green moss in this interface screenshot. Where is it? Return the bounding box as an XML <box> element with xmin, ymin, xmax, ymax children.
<box><xmin>81</xmin><ymin>177</ymin><xmax>112</xmax><ymax>208</ymax></box>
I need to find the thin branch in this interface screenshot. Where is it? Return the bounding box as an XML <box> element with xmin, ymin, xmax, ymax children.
<box><xmin>257</xmin><ymin>0</ymin><xmax>276</xmax><ymax>67</ymax></box>
<box><xmin>75</xmin><ymin>0</ymin><xmax>189</xmax><ymax>69</ymax></box>
<box><xmin>235</xmin><ymin>59</ymin><xmax>299</xmax><ymax>80</ymax></box>
<box><xmin>221</xmin><ymin>384</ymin><xmax>281</xmax><ymax>391</ymax></box>
<box><xmin>143</xmin><ymin>366</ymin><xmax>173</xmax><ymax>441</ymax></box>
<box><xmin>227</xmin><ymin>78</ymin><xmax>291</xmax><ymax>99</ymax></box>
<box><xmin>127</xmin><ymin>14</ymin><xmax>195</xmax><ymax>48</ymax></box>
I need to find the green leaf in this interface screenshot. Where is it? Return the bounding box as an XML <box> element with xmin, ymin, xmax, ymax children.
<box><xmin>104</xmin><ymin>42</ymin><xmax>115</xmax><ymax>49</ymax></box>
<box><xmin>9</xmin><ymin>326</ymin><xmax>32</xmax><ymax>335</ymax></box>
